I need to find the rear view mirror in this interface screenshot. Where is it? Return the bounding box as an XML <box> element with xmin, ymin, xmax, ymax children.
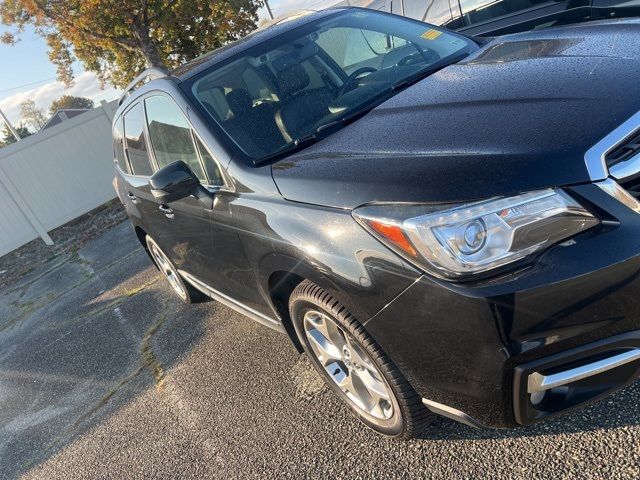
<box><xmin>149</xmin><ymin>161</ymin><xmax>200</xmax><ymax>204</ymax></box>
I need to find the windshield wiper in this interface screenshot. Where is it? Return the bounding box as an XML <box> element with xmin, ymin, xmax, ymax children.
<box><xmin>316</xmin><ymin>53</ymin><xmax>470</xmax><ymax>134</ymax></box>
<box><xmin>253</xmin><ymin>53</ymin><xmax>470</xmax><ymax>166</ymax></box>
<box><xmin>253</xmin><ymin>133</ymin><xmax>323</xmax><ymax>165</ymax></box>
<box><xmin>391</xmin><ymin>52</ymin><xmax>469</xmax><ymax>91</ymax></box>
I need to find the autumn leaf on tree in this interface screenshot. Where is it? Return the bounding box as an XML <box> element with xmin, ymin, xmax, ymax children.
<box><xmin>49</xmin><ymin>95</ymin><xmax>95</xmax><ymax>113</ymax></box>
<box><xmin>0</xmin><ymin>0</ymin><xmax>262</xmax><ymax>88</ymax></box>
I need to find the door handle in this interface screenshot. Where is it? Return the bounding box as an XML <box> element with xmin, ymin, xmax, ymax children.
<box><xmin>126</xmin><ymin>192</ymin><xmax>140</xmax><ymax>205</ymax></box>
<box><xmin>159</xmin><ymin>204</ymin><xmax>175</xmax><ymax>219</ymax></box>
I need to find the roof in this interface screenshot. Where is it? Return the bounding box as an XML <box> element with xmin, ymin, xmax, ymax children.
<box><xmin>41</xmin><ymin>109</ymin><xmax>90</xmax><ymax>130</ymax></box>
<box><xmin>171</xmin><ymin>7</ymin><xmax>347</xmax><ymax>81</ymax></box>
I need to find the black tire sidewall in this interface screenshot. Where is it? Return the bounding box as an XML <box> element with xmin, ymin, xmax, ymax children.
<box><xmin>290</xmin><ymin>297</ymin><xmax>405</xmax><ymax>437</ymax></box>
<box><xmin>145</xmin><ymin>235</ymin><xmax>202</xmax><ymax>304</ymax></box>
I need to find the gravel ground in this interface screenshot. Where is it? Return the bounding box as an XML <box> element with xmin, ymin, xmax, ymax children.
<box><xmin>0</xmin><ymin>199</ymin><xmax>128</xmax><ymax>290</ymax></box>
<box><xmin>0</xmin><ymin>221</ymin><xmax>638</xmax><ymax>479</ymax></box>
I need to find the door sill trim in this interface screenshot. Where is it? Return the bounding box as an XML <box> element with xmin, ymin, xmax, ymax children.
<box><xmin>179</xmin><ymin>270</ymin><xmax>283</xmax><ymax>332</ymax></box>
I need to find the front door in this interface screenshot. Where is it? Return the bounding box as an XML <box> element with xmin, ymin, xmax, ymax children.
<box><xmin>141</xmin><ymin>93</ymin><xmax>262</xmax><ymax>307</ymax></box>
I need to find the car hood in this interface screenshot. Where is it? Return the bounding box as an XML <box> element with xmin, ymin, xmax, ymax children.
<box><xmin>272</xmin><ymin>19</ymin><xmax>640</xmax><ymax>209</ymax></box>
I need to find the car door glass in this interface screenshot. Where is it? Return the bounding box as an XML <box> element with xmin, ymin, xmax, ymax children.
<box><xmin>460</xmin><ymin>0</ymin><xmax>547</xmax><ymax>26</ymax></box>
<box><xmin>194</xmin><ymin>136</ymin><xmax>224</xmax><ymax>186</ymax></box>
<box><xmin>113</xmin><ymin>117</ymin><xmax>130</xmax><ymax>174</ymax></box>
<box><xmin>144</xmin><ymin>95</ymin><xmax>207</xmax><ymax>182</ymax></box>
<box><xmin>123</xmin><ymin>103</ymin><xmax>154</xmax><ymax>177</ymax></box>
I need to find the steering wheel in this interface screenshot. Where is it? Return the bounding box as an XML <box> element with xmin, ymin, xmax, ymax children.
<box><xmin>397</xmin><ymin>50</ymin><xmax>439</xmax><ymax>67</ymax></box>
<box><xmin>339</xmin><ymin>67</ymin><xmax>378</xmax><ymax>96</ymax></box>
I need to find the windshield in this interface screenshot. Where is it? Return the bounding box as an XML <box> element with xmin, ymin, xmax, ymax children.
<box><xmin>189</xmin><ymin>9</ymin><xmax>477</xmax><ymax>163</ymax></box>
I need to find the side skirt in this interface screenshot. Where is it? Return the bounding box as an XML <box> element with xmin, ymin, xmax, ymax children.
<box><xmin>179</xmin><ymin>270</ymin><xmax>284</xmax><ymax>333</ymax></box>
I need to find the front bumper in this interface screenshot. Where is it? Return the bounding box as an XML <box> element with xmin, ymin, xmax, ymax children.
<box><xmin>364</xmin><ymin>183</ymin><xmax>640</xmax><ymax>428</ymax></box>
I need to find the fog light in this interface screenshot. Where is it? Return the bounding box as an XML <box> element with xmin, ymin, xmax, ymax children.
<box><xmin>530</xmin><ymin>390</ymin><xmax>546</xmax><ymax>406</ymax></box>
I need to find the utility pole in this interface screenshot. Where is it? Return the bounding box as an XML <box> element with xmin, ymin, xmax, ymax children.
<box><xmin>399</xmin><ymin>0</ymin><xmax>406</xmax><ymax>16</ymax></box>
<box><xmin>264</xmin><ymin>0</ymin><xmax>274</xmax><ymax>20</ymax></box>
<box><xmin>0</xmin><ymin>107</ymin><xmax>21</xmax><ymax>142</ymax></box>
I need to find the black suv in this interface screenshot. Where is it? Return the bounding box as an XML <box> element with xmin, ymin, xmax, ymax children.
<box><xmin>113</xmin><ymin>8</ymin><xmax>640</xmax><ymax>438</ymax></box>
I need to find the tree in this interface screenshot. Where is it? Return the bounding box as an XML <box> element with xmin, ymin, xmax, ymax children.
<box><xmin>49</xmin><ymin>95</ymin><xmax>94</xmax><ymax>113</ymax></box>
<box><xmin>0</xmin><ymin>0</ymin><xmax>262</xmax><ymax>88</ymax></box>
<box><xmin>20</xmin><ymin>100</ymin><xmax>47</xmax><ymax>130</ymax></box>
<box><xmin>0</xmin><ymin>123</ymin><xmax>31</xmax><ymax>147</ymax></box>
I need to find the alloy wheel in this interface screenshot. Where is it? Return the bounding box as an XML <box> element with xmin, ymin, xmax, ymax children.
<box><xmin>303</xmin><ymin>309</ymin><xmax>394</xmax><ymax>420</ymax></box>
<box><xmin>148</xmin><ymin>240</ymin><xmax>187</xmax><ymax>300</ymax></box>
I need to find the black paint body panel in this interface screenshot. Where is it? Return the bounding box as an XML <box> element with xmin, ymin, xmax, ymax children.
<box><xmin>365</xmin><ymin>184</ymin><xmax>640</xmax><ymax>427</ymax></box>
<box><xmin>273</xmin><ymin>19</ymin><xmax>640</xmax><ymax>208</ymax></box>
<box><xmin>113</xmin><ymin>11</ymin><xmax>640</xmax><ymax>429</ymax></box>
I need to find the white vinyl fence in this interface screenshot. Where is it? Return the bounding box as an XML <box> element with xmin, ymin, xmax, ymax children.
<box><xmin>0</xmin><ymin>100</ymin><xmax>118</xmax><ymax>257</ymax></box>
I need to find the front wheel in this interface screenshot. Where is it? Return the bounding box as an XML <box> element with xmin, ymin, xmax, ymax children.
<box><xmin>289</xmin><ymin>280</ymin><xmax>433</xmax><ymax>439</ymax></box>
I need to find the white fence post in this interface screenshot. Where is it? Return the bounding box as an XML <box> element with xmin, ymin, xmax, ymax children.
<box><xmin>100</xmin><ymin>99</ymin><xmax>116</xmax><ymax>122</ymax></box>
<box><xmin>0</xmin><ymin>166</ymin><xmax>54</xmax><ymax>246</ymax></box>
<box><xmin>0</xmin><ymin>99</ymin><xmax>119</xmax><ymax>257</ymax></box>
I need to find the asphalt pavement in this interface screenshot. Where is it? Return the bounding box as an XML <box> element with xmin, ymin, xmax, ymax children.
<box><xmin>0</xmin><ymin>221</ymin><xmax>639</xmax><ymax>479</ymax></box>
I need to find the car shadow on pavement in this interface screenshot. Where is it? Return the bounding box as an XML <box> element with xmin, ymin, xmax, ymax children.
<box><xmin>0</xmin><ymin>224</ymin><xmax>220</xmax><ymax>478</ymax></box>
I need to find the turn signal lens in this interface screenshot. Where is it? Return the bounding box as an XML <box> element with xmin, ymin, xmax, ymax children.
<box><xmin>353</xmin><ymin>189</ymin><xmax>599</xmax><ymax>280</ymax></box>
<box><xmin>368</xmin><ymin>220</ymin><xmax>418</xmax><ymax>257</ymax></box>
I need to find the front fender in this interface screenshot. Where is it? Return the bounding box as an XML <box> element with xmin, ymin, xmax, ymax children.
<box><xmin>230</xmin><ymin>194</ymin><xmax>420</xmax><ymax>323</ymax></box>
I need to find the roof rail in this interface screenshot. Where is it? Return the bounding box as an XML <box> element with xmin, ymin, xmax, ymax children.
<box><xmin>118</xmin><ymin>67</ymin><xmax>171</xmax><ymax>106</ymax></box>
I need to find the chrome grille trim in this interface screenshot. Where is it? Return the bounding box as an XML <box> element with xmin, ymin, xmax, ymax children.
<box><xmin>585</xmin><ymin>110</ymin><xmax>640</xmax><ymax>181</ymax></box>
<box><xmin>610</xmin><ymin>154</ymin><xmax>640</xmax><ymax>181</ymax></box>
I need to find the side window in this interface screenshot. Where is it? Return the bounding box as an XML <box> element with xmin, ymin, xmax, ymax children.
<box><xmin>459</xmin><ymin>0</ymin><xmax>542</xmax><ymax>26</ymax></box>
<box><xmin>113</xmin><ymin>118</ymin><xmax>130</xmax><ymax>174</ymax></box>
<box><xmin>123</xmin><ymin>103</ymin><xmax>154</xmax><ymax>177</ymax></box>
<box><xmin>194</xmin><ymin>136</ymin><xmax>224</xmax><ymax>186</ymax></box>
<box><xmin>144</xmin><ymin>95</ymin><xmax>206</xmax><ymax>183</ymax></box>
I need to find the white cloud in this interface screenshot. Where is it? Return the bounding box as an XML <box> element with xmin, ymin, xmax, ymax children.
<box><xmin>0</xmin><ymin>71</ymin><xmax>120</xmax><ymax>125</ymax></box>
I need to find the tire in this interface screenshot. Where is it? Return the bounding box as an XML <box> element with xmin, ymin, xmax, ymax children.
<box><xmin>145</xmin><ymin>235</ymin><xmax>206</xmax><ymax>304</ymax></box>
<box><xmin>289</xmin><ymin>280</ymin><xmax>433</xmax><ymax>439</ymax></box>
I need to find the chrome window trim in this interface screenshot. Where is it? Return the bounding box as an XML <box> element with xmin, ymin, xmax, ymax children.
<box><xmin>138</xmin><ymin>90</ymin><xmax>232</xmax><ymax>189</ymax></box>
<box><xmin>114</xmin><ymin>88</ymin><xmax>235</xmax><ymax>192</ymax></box>
<box><xmin>585</xmin><ymin>110</ymin><xmax>640</xmax><ymax>181</ymax></box>
<box><xmin>143</xmin><ymin>93</ymin><xmax>211</xmax><ymax>184</ymax></box>
<box><xmin>114</xmin><ymin>160</ymin><xmax>152</xmax><ymax>188</ymax></box>
<box><xmin>122</xmin><ymin>101</ymin><xmax>158</xmax><ymax>174</ymax></box>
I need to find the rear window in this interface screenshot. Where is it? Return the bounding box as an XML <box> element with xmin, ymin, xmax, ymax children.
<box><xmin>123</xmin><ymin>103</ymin><xmax>154</xmax><ymax>177</ymax></box>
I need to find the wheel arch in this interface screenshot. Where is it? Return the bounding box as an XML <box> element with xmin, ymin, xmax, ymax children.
<box><xmin>261</xmin><ymin>252</ymin><xmax>372</xmax><ymax>353</ymax></box>
<box><xmin>133</xmin><ymin>224</ymin><xmax>157</xmax><ymax>267</ymax></box>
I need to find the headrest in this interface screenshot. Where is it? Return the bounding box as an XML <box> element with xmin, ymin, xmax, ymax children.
<box><xmin>277</xmin><ymin>64</ymin><xmax>310</xmax><ymax>99</ymax></box>
<box><xmin>226</xmin><ymin>89</ymin><xmax>253</xmax><ymax>117</ymax></box>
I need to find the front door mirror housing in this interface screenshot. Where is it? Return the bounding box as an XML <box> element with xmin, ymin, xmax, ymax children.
<box><xmin>149</xmin><ymin>161</ymin><xmax>201</xmax><ymax>204</ymax></box>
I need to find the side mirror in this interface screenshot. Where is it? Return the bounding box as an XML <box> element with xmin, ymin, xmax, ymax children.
<box><xmin>149</xmin><ymin>161</ymin><xmax>200</xmax><ymax>204</ymax></box>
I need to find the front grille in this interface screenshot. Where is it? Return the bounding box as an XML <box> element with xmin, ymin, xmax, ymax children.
<box><xmin>621</xmin><ymin>178</ymin><xmax>640</xmax><ymax>200</ymax></box>
<box><xmin>606</xmin><ymin>128</ymin><xmax>640</xmax><ymax>169</ymax></box>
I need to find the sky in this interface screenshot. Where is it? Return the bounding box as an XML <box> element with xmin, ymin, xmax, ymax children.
<box><xmin>0</xmin><ymin>0</ymin><xmax>343</xmax><ymax>127</ymax></box>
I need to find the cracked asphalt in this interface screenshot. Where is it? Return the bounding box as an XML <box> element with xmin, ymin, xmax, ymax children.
<box><xmin>0</xmin><ymin>221</ymin><xmax>639</xmax><ymax>479</ymax></box>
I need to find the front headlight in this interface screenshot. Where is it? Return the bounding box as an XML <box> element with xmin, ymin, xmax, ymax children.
<box><xmin>353</xmin><ymin>189</ymin><xmax>599</xmax><ymax>279</ymax></box>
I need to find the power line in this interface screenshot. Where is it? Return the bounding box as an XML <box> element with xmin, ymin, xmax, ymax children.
<box><xmin>0</xmin><ymin>77</ymin><xmax>57</xmax><ymax>94</ymax></box>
